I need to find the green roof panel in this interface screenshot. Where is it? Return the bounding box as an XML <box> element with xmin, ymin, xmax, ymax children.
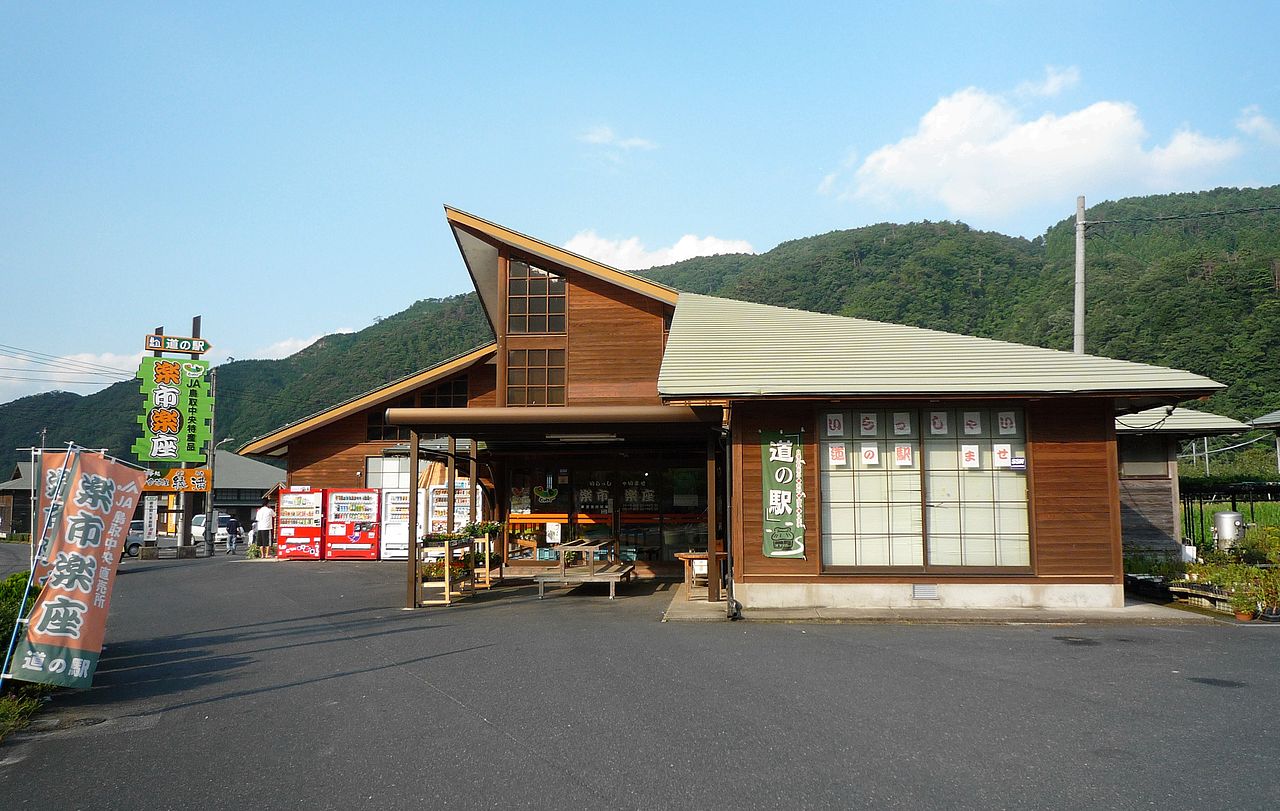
<box><xmin>658</xmin><ymin>294</ymin><xmax>1223</xmax><ymax>398</ymax></box>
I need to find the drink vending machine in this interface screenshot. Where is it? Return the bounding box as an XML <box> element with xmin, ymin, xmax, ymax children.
<box><xmin>380</xmin><ymin>489</ymin><xmax>426</xmax><ymax>560</ymax></box>
<box><xmin>278</xmin><ymin>487</ymin><xmax>324</xmax><ymax>560</ymax></box>
<box><xmin>324</xmin><ymin>489</ymin><xmax>380</xmax><ymax>560</ymax></box>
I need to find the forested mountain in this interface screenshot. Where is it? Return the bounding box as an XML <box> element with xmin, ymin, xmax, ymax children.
<box><xmin>3</xmin><ymin>186</ymin><xmax>1279</xmax><ymax>473</ymax></box>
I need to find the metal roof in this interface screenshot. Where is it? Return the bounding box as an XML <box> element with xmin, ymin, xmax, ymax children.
<box><xmin>212</xmin><ymin>450</ymin><xmax>286</xmax><ymax>489</ymax></box>
<box><xmin>1251</xmin><ymin>408</ymin><xmax>1280</xmax><ymax>429</ymax></box>
<box><xmin>238</xmin><ymin>343</ymin><xmax>496</xmax><ymax>456</ymax></box>
<box><xmin>657</xmin><ymin>293</ymin><xmax>1224</xmax><ymax>398</ymax></box>
<box><xmin>0</xmin><ymin>461</ymin><xmax>33</xmax><ymax>491</ymax></box>
<box><xmin>1115</xmin><ymin>407</ymin><xmax>1250</xmax><ymax>435</ymax></box>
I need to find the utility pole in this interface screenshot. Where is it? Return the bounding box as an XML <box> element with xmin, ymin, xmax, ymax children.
<box><xmin>205</xmin><ymin>364</ymin><xmax>218</xmax><ymax>554</ymax></box>
<box><xmin>1074</xmin><ymin>195</ymin><xmax>1086</xmax><ymax>354</ymax></box>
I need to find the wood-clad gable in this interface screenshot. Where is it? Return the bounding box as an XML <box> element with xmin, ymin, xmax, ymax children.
<box><xmin>494</xmin><ymin>246</ymin><xmax>672</xmax><ymax>409</ymax></box>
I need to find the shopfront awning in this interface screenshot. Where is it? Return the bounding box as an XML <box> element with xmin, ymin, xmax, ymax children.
<box><xmin>385</xmin><ymin>405</ymin><xmax>723</xmax><ymax>444</ymax></box>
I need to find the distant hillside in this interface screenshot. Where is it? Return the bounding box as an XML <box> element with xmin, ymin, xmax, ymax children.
<box><xmin>644</xmin><ymin>185</ymin><xmax>1280</xmax><ymax>420</ymax></box>
<box><xmin>3</xmin><ymin>185</ymin><xmax>1279</xmax><ymax>472</ymax></box>
<box><xmin>0</xmin><ymin>294</ymin><xmax>493</xmax><ymax>472</ymax></box>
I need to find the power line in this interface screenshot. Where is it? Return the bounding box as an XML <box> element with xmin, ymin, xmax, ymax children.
<box><xmin>1087</xmin><ymin>204</ymin><xmax>1280</xmax><ymax>226</ymax></box>
<box><xmin>0</xmin><ymin>343</ymin><xmax>136</xmax><ymax>376</ymax></box>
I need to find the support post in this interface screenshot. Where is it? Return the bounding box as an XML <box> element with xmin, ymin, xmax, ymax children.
<box><xmin>706</xmin><ymin>433</ymin><xmax>720</xmax><ymax>602</ymax></box>
<box><xmin>407</xmin><ymin>429</ymin><xmax>421</xmax><ymax>609</ymax></box>
<box><xmin>446</xmin><ymin>435</ymin><xmax>457</xmax><ymax>533</ymax></box>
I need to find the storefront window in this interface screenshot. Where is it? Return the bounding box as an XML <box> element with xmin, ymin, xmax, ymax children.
<box><xmin>505</xmin><ymin>456</ymin><xmax>706</xmax><ymax>563</ymax></box>
<box><xmin>819</xmin><ymin>407</ymin><xmax>1029</xmax><ymax>569</ymax></box>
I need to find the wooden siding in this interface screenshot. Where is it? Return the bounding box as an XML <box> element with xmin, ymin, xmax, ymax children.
<box><xmin>731</xmin><ymin>398</ymin><xmax>1123</xmax><ymax>583</ymax></box>
<box><xmin>1027</xmin><ymin>399</ymin><xmax>1121</xmax><ymax>579</ymax></box>
<box><xmin>732</xmin><ymin>403</ymin><xmax>822</xmax><ymax>578</ymax></box>
<box><xmin>565</xmin><ymin>269</ymin><xmax>665</xmax><ymax>406</ymax></box>
<box><xmin>289</xmin><ymin>369</ymin><xmax>485</xmax><ymax>487</ymax></box>
<box><xmin>1119</xmin><ymin>477</ymin><xmax>1180</xmax><ymax>552</ymax></box>
<box><xmin>468</xmin><ymin>364</ymin><xmax>497</xmax><ymax>407</ymax></box>
<box><xmin>289</xmin><ymin>412</ymin><xmax>385</xmax><ymax>488</ymax></box>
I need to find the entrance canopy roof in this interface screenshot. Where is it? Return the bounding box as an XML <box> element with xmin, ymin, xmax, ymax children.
<box><xmin>385</xmin><ymin>405</ymin><xmax>722</xmax><ymax>446</ymax></box>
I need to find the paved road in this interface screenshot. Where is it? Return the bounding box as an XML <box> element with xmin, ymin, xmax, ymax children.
<box><xmin>1</xmin><ymin>555</ymin><xmax>1277</xmax><ymax>810</ymax></box>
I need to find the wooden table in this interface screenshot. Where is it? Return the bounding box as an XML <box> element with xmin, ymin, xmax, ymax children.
<box><xmin>535</xmin><ymin>538</ymin><xmax>634</xmax><ymax>600</ymax></box>
<box><xmin>675</xmin><ymin>551</ymin><xmax>728</xmax><ymax>601</ymax></box>
<box><xmin>550</xmin><ymin>537</ymin><xmax>619</xmax><ymax>578</ymax></box>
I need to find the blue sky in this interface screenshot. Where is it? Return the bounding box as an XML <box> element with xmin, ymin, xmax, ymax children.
<box><xmin>3</xmin><ymin>1</ymin><xmax>1278</xmax><ymax>404</ymax></box>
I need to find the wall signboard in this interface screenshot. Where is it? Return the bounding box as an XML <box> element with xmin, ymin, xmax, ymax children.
<box><xmin>761</xmin><ymin>429</ymin><xmax>805</xmax><ymax>559</ymax></box>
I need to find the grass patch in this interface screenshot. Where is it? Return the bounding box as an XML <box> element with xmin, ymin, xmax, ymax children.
<box><xmin>0</xmin><ymin>570</ymin><xmax>54</xmax><ymax>741</ymax></box>
<box><xmin>0</xmin><ymin>683</ymin><xmax>48</xmax><ymax>742</ymax></box>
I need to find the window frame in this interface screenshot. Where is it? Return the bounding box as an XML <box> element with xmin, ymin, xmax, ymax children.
<box><xmin>817</xmin><ymin>405</ymin><xmax>1034</xmax><ymax>575</ymax></box>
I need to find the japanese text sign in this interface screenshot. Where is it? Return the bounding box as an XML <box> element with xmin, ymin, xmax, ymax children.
<box><xmin>32</xmin><ymin>451</ymin><xmax>77</xmax><ymax>585</ymax></box>
<box><xmin>143</xmin><ymin>467</ymin><xmax>211</xmax><ymax>492</ymax></box>
<box><xmin>132</xmin><ymin>357</ymin><xmax>212</xmax><ymax>463</ymax></box>
<box><xmin>8</xmin><ymin>452</ymin><xmax>145</xmax><ymax>688</ymax></box>
<box><xmin>761</xmin><ymin>430</ymin><xmax>805</xmax><ymax>559</ymax></box>
<box><xmin>143</xmin><ymin>334</ymin><xmax>211</xmax><ymax>355</ymax></box>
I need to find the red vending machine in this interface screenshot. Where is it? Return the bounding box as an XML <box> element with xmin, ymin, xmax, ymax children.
<box><xmin>323</xmin><ymin>489</ymin><xmax>380</xmax><ymax>560</ymax></box>
<box><xmin>278</xmin><ymin>487</ymin><xmax>324</xmax><ymax>560</ymax></box>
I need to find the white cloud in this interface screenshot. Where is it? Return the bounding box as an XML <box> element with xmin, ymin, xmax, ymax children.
<box><xmin>564</xmin><ymin>230</ymin><xmax>754</xmax><ymax>270</ymax></box>
<box><xmin>1237</xmin><ymin>104</ymin><xmax>1280</xmax><ymax>146</ymax></box>
<box><xmin>1016</xmin><ymin>65</ymin><xmax>1080</xmax><ymax>98</ymax></box>
<box><xmin>577</xmin><ymin>125</ymin><xmax>657</xmax><ymax>151</ymax></box>
<box><xmin>0</xmin><ymin>350</ymin><xmax>142</xmax><ymax>405</ymax></box>
<box><xmin>251</xmin><ymin>329</ymin><xmax>353</xmax><ymax>360</ymax></box>
<box><xmin>821</xmin><ymin>76</ymin><xmax>1241</xmax><ymax>226</ymax></box>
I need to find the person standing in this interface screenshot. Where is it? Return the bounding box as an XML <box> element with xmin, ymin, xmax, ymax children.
<box><xmin>226</xmin><ymin>515</ymin><xmax>242</xmax><ymax>554</ymax></box>
<box><xmin>255</xmin><ymin>499</ymin><xmax>276</xmax><ymax>553</ymax></box>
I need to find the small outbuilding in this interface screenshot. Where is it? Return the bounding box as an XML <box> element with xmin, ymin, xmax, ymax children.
<box><xmin>1114</xmin><ymin>407</ymin><xmax>1250</xmax><ymax>554</ymax></box>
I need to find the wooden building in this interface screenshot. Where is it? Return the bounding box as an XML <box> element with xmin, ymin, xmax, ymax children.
<box><xmin>1115</xmin><ymin>407</ymin><xmax>1249</xmax><ymax>554</ymax></box>
<box><xmin>242</xmin><ymin>208</ymin><xmax>1223</xmax><ymax>610</ymax></box>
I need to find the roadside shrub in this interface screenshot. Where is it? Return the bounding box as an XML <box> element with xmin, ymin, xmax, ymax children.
<box><xmin>0</xmin><ymin>571</ymin><xmax>37</xmax><ymax>640</ymax></box>
<box><xmin>1235</xmin><ymin>525</ymin><xmax>1280</xmax><ymax>565</ymax></box>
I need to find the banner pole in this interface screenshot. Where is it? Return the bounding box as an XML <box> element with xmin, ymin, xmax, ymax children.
<box><xmin>1</xmin><ymin>445</ymin><xmax>79</xmax><ymax>682</ymax></box>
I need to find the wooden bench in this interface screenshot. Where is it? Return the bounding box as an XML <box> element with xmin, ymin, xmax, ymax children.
<box><xmin>533</xmin><ymin>563</ymin><xmax>636</xmax><ymax>600</ymax></box>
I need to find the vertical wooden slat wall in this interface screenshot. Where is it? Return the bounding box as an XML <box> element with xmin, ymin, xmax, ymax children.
<box><xmin>1027</xmin><ymin>398</ymin><xmax>1121</xmax><ymax>579</ymax></box>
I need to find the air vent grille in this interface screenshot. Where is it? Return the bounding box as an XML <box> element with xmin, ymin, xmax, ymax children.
<box><xmin>912</xmin><ymin>584</ymin><xmax>939</xmax><ymax>600</ymax></box>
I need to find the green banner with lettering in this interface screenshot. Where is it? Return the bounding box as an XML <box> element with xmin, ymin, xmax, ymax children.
<box><xmin>761</xmin><ymin>429</ymin><xmax>805</xmax><ymax>558</ymax></box>
<box><xmin>131</xmin><ymin>357</ymin><xmax>213</xmax><ymax>463</ymax></box>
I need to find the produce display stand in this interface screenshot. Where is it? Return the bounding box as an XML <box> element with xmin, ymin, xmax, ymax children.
<box><xmin>419</xmin><ymin>535</ymin><xmax>475</xmax><ymax>606</ymax></box>
<box><xmin>473</xmin><ymin>532</ymin><xmax>497</xmax><ymax>590</ymax></box>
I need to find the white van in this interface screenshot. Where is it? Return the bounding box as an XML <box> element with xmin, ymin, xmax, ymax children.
<box><xmin>191</xmin><ymin>513</ymin><xmax>231</xmax><ymax>547</ymax></box>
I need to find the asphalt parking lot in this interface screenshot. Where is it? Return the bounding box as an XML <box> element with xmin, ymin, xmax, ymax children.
<box><xmin>1</xmin><ymin>553</ymin><xmax>1277</xmax><ymax>810</ymax></box>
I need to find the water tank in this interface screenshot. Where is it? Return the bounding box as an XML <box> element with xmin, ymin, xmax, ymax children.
<box><xmin>1213</xmin><ymin>511</ymin><xmax>1244</xmax><ymax>550</ymax></box>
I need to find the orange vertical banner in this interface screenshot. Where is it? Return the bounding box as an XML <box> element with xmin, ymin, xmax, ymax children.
<box><xmin>31</xmin><ymin>451</ymin><xmax>78</xmax><ymax>586</ymax></box>
<box><xmin>8</xmin><ymin>452</ymin><xmax>146</xmax><ymax>687</ymax></box>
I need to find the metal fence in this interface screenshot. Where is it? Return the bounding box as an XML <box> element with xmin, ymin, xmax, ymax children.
<box><xmin>1180</xmin><ymin>481</ymin><xmax>1280</xmax><ymax>547</ymax></box>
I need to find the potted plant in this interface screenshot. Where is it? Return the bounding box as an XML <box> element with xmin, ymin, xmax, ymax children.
<box><xmin>1229</xmin><ymin>587</ymin><xmax>1258</xmax><ymax>622</ymax></box>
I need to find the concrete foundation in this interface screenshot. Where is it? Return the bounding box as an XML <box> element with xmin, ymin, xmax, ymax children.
<box><xmin>735</xmin><ymin>582</ymin><xmax>1123</xmax><ymax>610</ymax></box>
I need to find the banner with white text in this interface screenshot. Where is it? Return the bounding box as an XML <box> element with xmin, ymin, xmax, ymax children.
<box><xmin>8</xmin><ymin>453</ymin><xmax>145</xmax><ymax>688</ymax></box>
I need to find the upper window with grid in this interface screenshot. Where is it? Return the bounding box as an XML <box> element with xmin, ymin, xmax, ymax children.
<box><xmin>421</xmin><ymin>377</ymin><xmax>469</xmax><ymax>408</ymax></box>
<box><xmin>507</xmin><ymin>260</ymin><xmax>566</xmax><ymax>334</ymax></box>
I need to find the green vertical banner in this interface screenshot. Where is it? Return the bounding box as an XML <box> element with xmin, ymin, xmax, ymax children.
<box><xmin>761</xmin><ymin>429</ymin><xmax>805</xmax><ymax>559</ymax></box>
<box><xmin>131</xmin><ymin>358</ymin><xmax>212</xmax><ymax>463</ymax></box>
